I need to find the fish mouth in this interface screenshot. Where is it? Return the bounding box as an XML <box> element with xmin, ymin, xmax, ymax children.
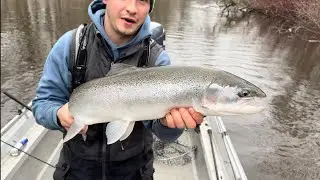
<box><xmin>205</xmin><ymin>97</ymin><xmax>267</xmax><ymax>116</ymax></box>
<box><xmin>257</xmin><ymin>88</ymin><xmax>267</xmax><ymax>98</ymax></box>
<box><xmin>239</xmin><ymin>97</ymin><xmax>266</xmax><ymax>107</ymax></box>
<box><xmin>236</xmin><ymin>97</ymin><xmax>267</xmax><ymax>114</ymax></box>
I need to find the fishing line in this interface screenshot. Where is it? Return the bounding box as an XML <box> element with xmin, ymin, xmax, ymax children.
<box><xmin>1</xmin><ymin>139</ymin><xmax>58</xmax><ymax>169</ymax></box>
<box><xmin>2</xmin><ymin>92</ymin><xmax>58</xmax><ymax>169</ymax></box>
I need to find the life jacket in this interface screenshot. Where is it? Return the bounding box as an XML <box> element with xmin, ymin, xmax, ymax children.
<box><xmin>53</xmin><ymin>22</ymin><xmax>166</xmax><ymax>180</ymax></box>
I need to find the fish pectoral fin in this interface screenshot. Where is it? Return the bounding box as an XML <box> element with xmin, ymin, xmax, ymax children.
<box><xmin>192</xmin><ymin>98</ymin><xmax>209</xmax><ymax>115</ymax></box>
<box><xmin>105</xmin><ymin>121</ymin><xmax>135</xmax><ymax>145</ymax></box>
<box><xmin>63</xmin><ymin>118</ymin><xmax>85</xmax><ymax>143</ymax></box>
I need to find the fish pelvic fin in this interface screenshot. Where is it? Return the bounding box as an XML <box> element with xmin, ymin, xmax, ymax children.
<box><xmin>120</xmin><ymin>121</ymin><xmax>135</xmax><ymax>141</ymax></box>
<box><xmin>63</xmin><ymin>118</ymin><xmax>85</xmax><ymax>143</ymax></box>
<box><xmin>106</xmin><ymin>121</ymin><xmax>135</xmax><ymax>145</ymax></box>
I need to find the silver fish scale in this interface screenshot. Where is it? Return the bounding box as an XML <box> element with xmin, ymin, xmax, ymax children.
<box><xmin>68</xmin><ymin>66</ymin><xmax>261</xmax><ymax>123</ymax></box>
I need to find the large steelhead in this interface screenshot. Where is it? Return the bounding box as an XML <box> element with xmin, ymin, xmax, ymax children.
<box><xmin>65</xmin><ymin>64</ymin><xmax>266</xmax><ymax>144</ymax></box>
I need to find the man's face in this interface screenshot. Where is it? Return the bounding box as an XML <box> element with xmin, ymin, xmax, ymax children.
<box><xmin>103</xmin><ymin>0</ymin><xmax>150</xmax><ymax>37</ymax></box>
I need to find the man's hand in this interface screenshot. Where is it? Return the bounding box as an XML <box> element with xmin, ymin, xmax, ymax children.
<box><xmin>57</xmin><ymin>103</ymin><xmax>88</xmax><ymax>134</ymax></box>
<box><xmin>160</xmin><ymin>107</ymin><xmax>204</xmax><ymax>128</ymax></box>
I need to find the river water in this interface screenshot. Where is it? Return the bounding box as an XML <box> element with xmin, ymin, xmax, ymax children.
<box><xmin>1</xmin><ymin>0</ymin><xmax>319</xmax><ymax>179</ymax></box>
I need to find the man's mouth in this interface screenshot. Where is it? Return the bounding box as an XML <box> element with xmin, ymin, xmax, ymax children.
<box><xmin>122</xmin><ymin>17</ymin><xmax>137</xmax><ymax>24</ymax></box>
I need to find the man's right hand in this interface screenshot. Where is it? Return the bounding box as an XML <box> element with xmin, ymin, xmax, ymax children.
<box><xmin>57</xmin><ymin>103</ymin><xmax>88</xmax><ymax>134</ymax></box>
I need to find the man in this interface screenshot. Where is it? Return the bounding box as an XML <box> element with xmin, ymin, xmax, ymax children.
<box><xmin>32</xmin><ymin>0</ymin><xmax>204</xmax><ymax>179</ymax></box>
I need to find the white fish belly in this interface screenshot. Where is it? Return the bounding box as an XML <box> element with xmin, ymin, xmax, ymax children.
<box><xmin>75</xmin><ymin>100</ymin><xmax>193</xmax><ymax>125</ymax></box>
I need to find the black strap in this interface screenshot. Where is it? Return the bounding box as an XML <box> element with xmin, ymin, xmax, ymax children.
<box><xmin>69</xmin><ymin>28</ymin><xmax>77</xmax><ymax>74</ymax></box>
<box><xmin>70</xmin><ymin>25</ymin><xmax>151</xmax><ymax>89</ymax></box>
<box><xmin>71</xmin><ymin>24</ymin><xmax>90</xmax><ymax>89</ymax></box>
<box><xmin>137</xmin><ymin>38</ymin><xmax>151</xmax><ymax>67</ymax></box>
<box><xmin>148</xmin><ymin>39</ymin><xmax>164</xmax><ymax>67</ymax></box>
<box><xmin>70</xmin><ymin>26</ymin><xmax>161</xmax><ymax>92</ymax></box>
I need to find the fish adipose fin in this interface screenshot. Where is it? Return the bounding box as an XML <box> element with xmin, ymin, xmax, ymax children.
<box><xmin>105</xmin><ymin>121</ymin><xmax>135</xmax><ymax>144</ymax></box>
<box><xmin>63</xmin><ymin>118</ymin><xmax>85</xmax><ymax>143</ymax></box>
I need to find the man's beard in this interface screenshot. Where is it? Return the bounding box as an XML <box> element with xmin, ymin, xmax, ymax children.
<box><xmin>115</xmin><ymin>24</ymin><xmax>141</xmax><ymax>37</ymax></box>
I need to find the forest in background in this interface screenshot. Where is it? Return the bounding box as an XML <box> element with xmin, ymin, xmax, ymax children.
<box><xmin>219</xmin><ymin>0</ymin><xmax>320</xmax><ymax>41</ymax></box>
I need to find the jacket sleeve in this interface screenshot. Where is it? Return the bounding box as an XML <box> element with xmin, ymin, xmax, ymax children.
<box><xmin>143</xmin><ymin>50</ymin><xmax>184</xmax><ymax>142</ymax></box>
<box><xmin>31</xmin><ymin>31</ymin><xmax>73</xmax><ymax>131</ymax></box>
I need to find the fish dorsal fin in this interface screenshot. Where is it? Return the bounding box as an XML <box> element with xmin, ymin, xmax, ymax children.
<box><xmin>106</xmin><ymin>63</ymin><xmax>140</xmax><ymax>76</ymax></box>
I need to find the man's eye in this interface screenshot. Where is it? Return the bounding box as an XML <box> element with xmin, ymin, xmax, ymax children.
<box><xmin>138</xmin><ymin>0</ymin><xmax>149</xmax><ymax>5</ymax></box>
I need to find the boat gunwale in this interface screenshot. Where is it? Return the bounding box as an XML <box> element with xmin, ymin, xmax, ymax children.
<box><xmin>1</xmin><ymin>102</ymin><xmax>248</xmax><ymax>180</ymax></box>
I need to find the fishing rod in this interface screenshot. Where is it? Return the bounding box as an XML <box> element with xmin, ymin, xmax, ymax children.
<box><xmin>3</xmin><ymin>91</ymin><xmax>32</xmax><ymax>111</ymax></box>
<box><xmin>2</xmin><ymin>91</ymin><xmax>58</xmax><ymax>169</ymax></box>
<box><xmin>0</xmin><ymin>139</ymin><xmax>57</xmax><ymax>169</ymax></box>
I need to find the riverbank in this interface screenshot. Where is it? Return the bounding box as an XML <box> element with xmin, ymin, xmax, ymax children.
<box><xmin>218</xmin><ymin>0</ymin><xmax>320</xmax><ymax>41</ymax></box>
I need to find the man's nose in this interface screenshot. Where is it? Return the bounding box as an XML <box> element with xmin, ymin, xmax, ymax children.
<box><xmin>126</xmin><ymin>0</ymin><xmax>137</xmax><ymax>14</ymax></box>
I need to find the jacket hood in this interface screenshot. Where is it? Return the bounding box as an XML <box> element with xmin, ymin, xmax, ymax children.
<box><xmin>88</xmin><ymin>0</ymin><xmax>152</xmax><ymax>60</ymax></box>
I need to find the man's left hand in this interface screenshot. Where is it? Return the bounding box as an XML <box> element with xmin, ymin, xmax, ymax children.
<box><xmin>160</xmin><ymin>107</ymin><xmax>204</xmax><ymax>129</ymax></box>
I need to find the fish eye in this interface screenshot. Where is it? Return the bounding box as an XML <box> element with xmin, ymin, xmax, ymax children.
<box><xmin>238</xmin><ymin>89</ymin><xmax>250</xmax><ymax>97</ymax></box>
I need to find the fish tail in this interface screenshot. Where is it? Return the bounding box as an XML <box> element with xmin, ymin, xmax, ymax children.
<box><xmin>63</xmin><ymin>118</ymin><xmax>85</xmax><ymax>143</ymax></box>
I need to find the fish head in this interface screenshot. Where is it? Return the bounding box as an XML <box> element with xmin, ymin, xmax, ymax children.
<box><xmin>200</xmin><ymin>74</ymin><xmax>267</xmax><ymax>116</ymax></box>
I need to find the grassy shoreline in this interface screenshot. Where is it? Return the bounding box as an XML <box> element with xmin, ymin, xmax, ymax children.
<box><xmin>218</xmin><ymin>0</ymin><xmax>320</xmax><ymax>41</ymax></box>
